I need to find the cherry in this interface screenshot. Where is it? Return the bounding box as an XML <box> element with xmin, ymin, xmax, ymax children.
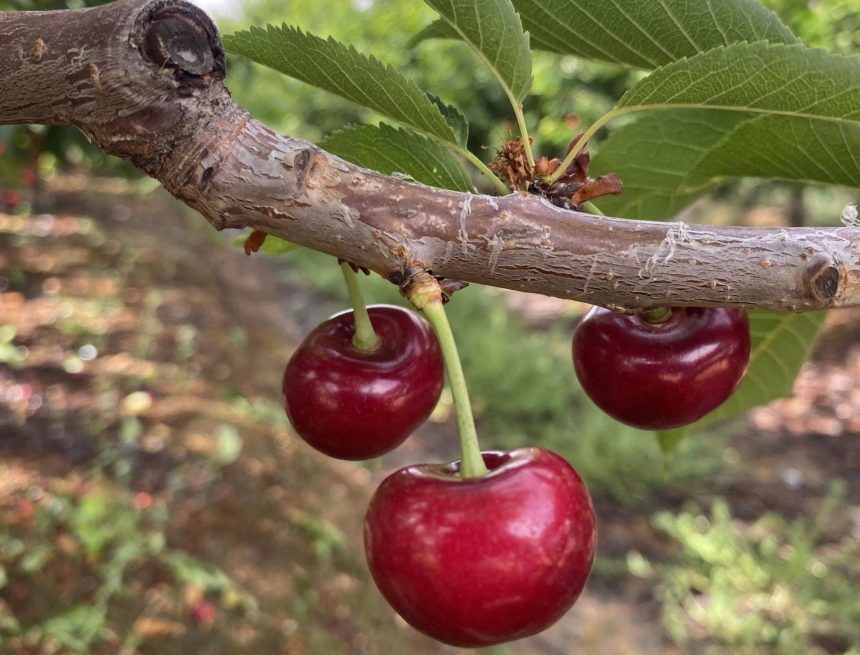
<box><xmin>282</xmin><ymin>304</ymin><xmax>444</xmax><ymax>460</ymax></box>
<box><xmin>572</xmin><ymin>306</ymin><xmax>751</xmax><ymax>430</ymax></box>
<box><xmin>364</xmin><ymin>447</ymin><xmax>596</xmax><ymax>648</ymax></box>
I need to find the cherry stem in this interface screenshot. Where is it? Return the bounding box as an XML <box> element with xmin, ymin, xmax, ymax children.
<box><xmin>421</xmin><ymin>300</ymin><xmax>488</xmax><ymax>479</ymax></box>
<box><xmin>582</xmin><ymin>201</ymin><xmax>604</xmax><ymax>216</ymax></box>
<box><xmin>641</xmin><ymin>306</ymin><xmax>673</xmax><ymax>324</ymax></box>
<box><xmin>339</xmin><ymin>261</ymin><xmax>380</xmax><ymax>351</ymax></box>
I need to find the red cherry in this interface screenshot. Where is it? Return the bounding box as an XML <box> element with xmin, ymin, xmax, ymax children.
<box><xmin>283</xmin><ymin>305</ymin><xmax>444</xmax><ymax>460</ymax></box>
<box><xmin>364</xmin><ymin>448</ymin><xmax>596</xmax><ymax>648</ymax></box>
<box><xmin>572</xmin><ymin>306</ymin><xmax>751</xmax><ymax>430</ymax></box>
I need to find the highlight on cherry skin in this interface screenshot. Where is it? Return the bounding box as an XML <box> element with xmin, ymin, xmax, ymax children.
<box><xmin>572</xmin><ymin>306</ymin><xmax>752</xmax><ymax>431</ymax></box>
<box><xmin>364</xmin><ymin>447</ymin><xmax>597</xmax><ymax>648</ymax></box>
<box><xmin>282</xmin><ymin>304</ymin><xmax>444</xmax><ymax>460</ymax></box>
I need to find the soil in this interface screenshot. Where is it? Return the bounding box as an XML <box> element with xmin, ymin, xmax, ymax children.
<box><xmin>0</xmin><ymin>173</ymin><xmax>857</xmax><ymax>654</ymax></box>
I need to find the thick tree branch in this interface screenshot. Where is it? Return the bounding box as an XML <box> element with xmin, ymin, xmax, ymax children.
<box><xmin>1</xmin><ymin>0</ymin><xmax>858</xmax><ymax>312</ymax></box>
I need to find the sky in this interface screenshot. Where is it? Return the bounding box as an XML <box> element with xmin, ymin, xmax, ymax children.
<box><xmin>187</xmin><ymin>0</ymin><xmax>242</xmax><ymax>18</ymax></box>
<box><xmin>188</xmin><ymin>0</ymin><xmax>376</xmax><ymax>18</ymax></box>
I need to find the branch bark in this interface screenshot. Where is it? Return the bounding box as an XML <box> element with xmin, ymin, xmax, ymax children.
<box><xmin>1</xmin><ymin>0</ymin><xmax>858</xmax><ymax>312</ymax></box>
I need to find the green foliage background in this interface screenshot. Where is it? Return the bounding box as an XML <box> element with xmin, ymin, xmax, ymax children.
<box><xmin>220</xmin><ymin>0</ymin><xmax>633</xmax><ymax>159</ymax></box>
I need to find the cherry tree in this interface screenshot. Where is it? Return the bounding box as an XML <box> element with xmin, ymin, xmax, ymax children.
<box><xmin>1</xmin><ymin>0</ymin><xmax>858</xmax><ymax>646</ymax></box>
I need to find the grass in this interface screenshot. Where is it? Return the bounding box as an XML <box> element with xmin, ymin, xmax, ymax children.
<box><xmin>629</xmin><ymin>483</ymin><xmax>860</xmax><ymax>654</ymax></box>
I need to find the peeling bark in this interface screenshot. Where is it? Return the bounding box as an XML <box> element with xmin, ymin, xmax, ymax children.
<box><xmin>1</xmin><ymin>0</ymin><xmax>858</xmax><ymax>312</ymax></box>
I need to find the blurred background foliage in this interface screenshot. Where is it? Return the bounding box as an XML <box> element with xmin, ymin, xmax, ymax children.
<box><xmin>220</xmin><ymin>0</ymin><xmax>637</xmax><ymax>160</ymax></box>
<box><xmin>761</xmin><ymin>0</ymin><xmax>860</xmax><ymax>54</ymax></box>
<box><xmin>1</xmin><ymin>0</ymin><xmax>859</xmax><ymax>653</ymax></box>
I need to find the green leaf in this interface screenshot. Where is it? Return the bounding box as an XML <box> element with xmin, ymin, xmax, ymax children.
<box><xmin>429</xmin><ymin>95</ymin><xmax>470</xmax><ymax>147</ymax></box>
<box><xmin>595</xmin><ymin>111</ymin><xmax>860</xmax><ymax>220</ymax></box>
<box><xmin>592</xmin><ymin>45</ymin><xmax>860</xmax><ymax>219</ymax></box>
<box><xmin>424</xmin><ymin>0</ymin><xmax>532</xmax><ymax>103</ymax></box>
<box><xmin>593</xmin><ymin>110</ymin><xmax>748</xmax><ymax>219</ymax></box>
<box><xmin>511</xmin><ymin>0</ymin><xmax>798</xmax><ymax>69</ymax></box>
<box><xmin>659</xmin><ymin>310</ymin><xmax>827</xmax><ymax>453</ymax></box>
<box><xmin>686</xmin><ymin>115</ymin><xmax>860</xmax><ymax>189</ymax></box>
<box><xmin>224</xmin><ymin>26</ymin><xmax>456</xmax><ymax>143</ymax></box>
<box><xmin>258</xmin><ymin>236</ymin><xmax>301</xmax><ymax>256</ymax></box>
<box><xmin>616</xmin><ymin>43</ymin><xmax>860</xmax><ymax>121</ymax></box>
<box><xmin>320</xmin><ymin>123</ymin><xmax>475</xmax><ymax>192</ymax></box>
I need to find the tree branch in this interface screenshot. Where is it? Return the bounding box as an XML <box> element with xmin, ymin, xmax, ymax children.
<box><xmin>1</xmin><ymin>0</ymin><xmax>858</xmax><ymax>312</ymax></box>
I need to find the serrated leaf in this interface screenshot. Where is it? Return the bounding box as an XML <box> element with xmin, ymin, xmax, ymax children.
<box><xmin>223</xmin><ymin>26</ymin><xmax>456</xmax><ymax>144</ymax></box>
<box><xmin>617</xmin><ymin>43</ymin><xmax>860</xmax><ymax>122</ymax></box>
<box><xmin>320</xmin><ymin>123</ymin><xmax>474</xmax><ymax>192</ymax></box>
<box><xmin>424</xmin><ymin>0</ymin><xmax>532</xmax><ymax>103</ymax></box>
<box><xmin>430</xmin><ymin>95</ymin><xmax>470</xmax><ymax>147</ymax></box>
<box><xmin>686</xmin><ymin>115</ymin><xmax>860</xmax><ymax>189</ymax></box>
<box><xmin>659</xmin><ymin>310</ymin><xmax>827</xmax><ymax>453</ymax></box>
<box><xmin>511</xmin><ymin>0</ymin><xmax>798</xmax><ymax>69</ymax></box>
<box><xmin>593</xmin><ymin>110</ymin><xmax>748</xmax><ymax>219</ymax></box>
<box><xmin>595</xmin><ymin>111</ymin><xmax>860</xmax><ymax>220</ymax></box>
<box><xmin>593</xmin><ymin>44</ymin><xmax>860</xmax><ymax>219</ymax></box>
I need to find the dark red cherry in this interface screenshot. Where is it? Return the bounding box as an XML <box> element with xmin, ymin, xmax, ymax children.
<box><xmin>572</xmin><ymin>306</ymin><xmax>751</xmax><ymax>430</ymax></box>
<box><xmin>282</xmin><ymin>305</ymin><xmax>444</xmax><ymax>460</ymax></box>
<box><xmin>364</xmin><ymin>448</ymin><xmax>596</xmax><ymax>648</ymax></box>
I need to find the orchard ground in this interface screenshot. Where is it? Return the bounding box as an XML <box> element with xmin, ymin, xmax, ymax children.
<box><xmin>0</xmin><ymin>173</ymin><xmax>857</xmax><ymax>654</ymax></box>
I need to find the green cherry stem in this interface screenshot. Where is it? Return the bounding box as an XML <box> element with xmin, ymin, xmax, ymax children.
<box><xmin>512</xmin><ymin>103</ymin><xmax>536</xmax><ymax>170</ymax></box>
<box><xmin>582</xmin><ymin>201</ymin><xmax>604</xmax><ymax>216</ymax></box>
<box><xmin>421</xmin><ymin>300</ymin><xmax>488</xmax><ymax>479</ymax></box>
<box><xmin>454</xmin><ymin>145</ymin><xmax>510</xmax><ymax>196</ymax></box>
<box><xmin>641</xmin><ymin>306</ymin><xmax>673</xmax><ymax>324</ymax></box>
<box><xmin>340</xmin><ymin>261</ymin><xmax>380</xmax><ymax>351</ymax></box>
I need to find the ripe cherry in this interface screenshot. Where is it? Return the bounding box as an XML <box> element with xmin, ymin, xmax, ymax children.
<box><xmin>572</xmin><ymin>306</ymin><xmax>751</xmax><ymax>430</ymax></box>
<box><xmin>364</xmin><ymin>448</ymin><xmax>596</xmax><ymax>648</ymax></box>
<box><xmin>283</xmin><ymin>305</ymin><xmax>444</xmax><ymax>460</ymax></box>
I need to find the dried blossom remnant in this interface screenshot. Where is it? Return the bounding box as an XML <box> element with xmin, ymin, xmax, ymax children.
<box><xmin>490</xmin><ymin>137</ymin><xmax>533</xmax><ymax>192</ymax></box>
<box><xmin>438</xmin><ymin>278</ymin><xmax>470</xmax><ymax>301</ymax></box>
<box><xmin>243</xmin><ymin>229</ymin><xmax>268</xmax><ymax>255</ymax></box>
<box><xmin>571</xmin><ymin>174</ymin><xmax>624</xmax><ymax>206</ymax></box>
<box><xmin>534</xmin><ymin>156</ymin><xmax>560</xmax><ymax>178</ymax></box>
<box><xmin>530</xmin><ymin>133</ymin><xmax>623</xmax><ymax>211</ymax></box>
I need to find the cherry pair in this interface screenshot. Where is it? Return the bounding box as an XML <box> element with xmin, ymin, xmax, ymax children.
<box><xmin>281</xmin><ymin>285</ymin><xmax>596</xmax><ymax>647</ymax></box>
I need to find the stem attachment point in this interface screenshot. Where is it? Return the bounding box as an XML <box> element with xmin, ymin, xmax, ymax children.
<box><xmin>340</xmin><ymin>261</ymin><xmax>380</xmax><ymax>351</ymax></box>
<box><xmin>641</xmin><ymin>306</ymin><xmax>673</xmax><ymax>324</ymax></box>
